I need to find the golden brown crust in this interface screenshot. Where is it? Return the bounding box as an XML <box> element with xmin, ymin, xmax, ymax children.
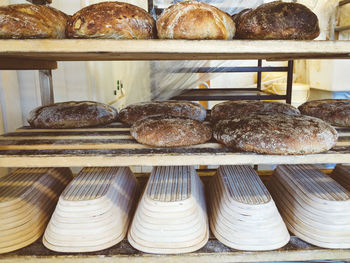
<box><xmin>66</xmin><ymin>2</ymin><xmax>156</xmax><ymax>39</ymax></box>
<box><xmin>157</xmin><ymin>0</ymin><xmax>235</xmax><ymax>40</ymax></box>
<box><xmin>130</xmin><ymin>117</ymin><xmax>212</xmax><ymax>147</ymax></box>
<box><xmin>233</xmin><ymin>1</ymin><xmax>320</xmax><ymax>40</ymax></box>
<box><xmin>0</xmin><ymin>4</ymin><xmax>69</xmax><ymax>39</ymax></box>
<box><xmin>27</xmin><ymin>101</ymin><xmax>118</xmax><ymax>129</ymax></box>
<box><xmin>213</xmin><ymin>114</ymin><xmax>338</xmax><ymax>155</ymax></box>
<box><xmin>211</xmin><ymin>100</ymin><xmax>300</xmax><ymax>123</ymax></box>
<box><xmin>298</xmin><ymin>99</ymin><xmax>350</xmax><ymax>127</ymax></box>
<box><xmin>119</xmin><ymin>100</ymin><xmax>206</xmax><ymax>125</ymax></box>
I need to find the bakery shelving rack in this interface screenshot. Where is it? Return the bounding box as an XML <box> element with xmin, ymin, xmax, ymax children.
<box><xmin>1</xmin><ymin>39</ymin><xmax>350</xmax><ymax>263</ymax></box>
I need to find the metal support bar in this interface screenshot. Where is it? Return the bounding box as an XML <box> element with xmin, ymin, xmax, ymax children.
<box><xmin>335</xmin><ymin>25</ymin><xmax>350</xmax><ymax>32</ymax></box>
<box><xmin>39</xmin><ymin>70</ymin><xmax>54</xmax><ymax>105</ymax></box>
<box><xmin>286</xmin><ymin>61</ymin><xmax>294</xmax><ymax>105</ymax></box>
<box><xmin>257</xmin><ymin>59</ymin><xmax>263</xmax><ymax>91</ymax></box>
<box><xmin>340</xmin><ymin>0</ymin><xmax>350</xmax><ymax>6</ymax></box>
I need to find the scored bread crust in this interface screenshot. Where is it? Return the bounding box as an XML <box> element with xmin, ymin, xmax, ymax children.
<box><xmin>131</xmin><ymin>117</ymin><xmax>212</xmax><ymax>147</ymax></box>
<box><xmin>233</xmin><ymin>2</ymin><xmax>320</xmax><ymax>40</ymax></box>
<box><xmin>211</xmin><ymin>100</ymin><xmax>300</xmax><ymax>123</ymax></box>
<box><xmin>0</xmin><ymin>4</ymin><xmax>69</xmax><ymax>39</ymax></box>
<box><xmin>157</xmin><ymin>0</ymin><xmax>235</xmax><ymax>40</ymax></box>
<box><xmin>119</xmin><ymin>100</ymin><xmax>207</xmax><ymax>125</ymax></box>
<box><xmin>298</xmin><ymin>99</ymin><xmax>350</xmax><ymax>127</ymax></box>
<box><xmin>27</xmin><ymin>101</ymin><xmax>118</xmax><ymax>129</ymax></box>
<box><xmin>213</xmin><ymin>114</ymin><xmax>338</xmax><ymax>155</ymax></box>
<box><xmin>66</xmin><ymin>1</ymin><xmax>156</xmax><ymax>39</ymax></box>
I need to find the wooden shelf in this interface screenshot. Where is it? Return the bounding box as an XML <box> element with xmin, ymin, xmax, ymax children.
<box><xmin>2</xmin><ymin>237</ymin><xmax>350</xmax><ymax>263</ymax></box>
<box><xmin>0</xmin><ymin>123</ymin><xmax>349</xmax><ymax>168</ymax></box>
<box><xmin>0</xmin><ymin>40</ymin><xmax>349</xmax><ymax>63</ymax></box>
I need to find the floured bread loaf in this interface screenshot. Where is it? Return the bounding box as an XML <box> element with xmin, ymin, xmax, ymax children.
<box><xmin>28</xmin><ymin>101</ymin><xmax>118</xmax><ymax>129</ymax></box>
<box><xmin>131</xmin><ymin>117</ymin><xmax>212</xmax><ymax>147</ymax></box>
<box><xmin>119</xmin><ymin>100</ymin><xmax>206</xmax><ymax>125</ymax></box>
<box><xmin>213</xmin><ymin>114</ymin><xmax>337</xmax><ymax>155</ymax></box>
<box><xmin>298</xmin><ymin>99</ymin><xmax>350</xmax><ymax>127</ymax></box>
<box><xmin>0</xmin><ymin>4</ymin><xmax>69</xmax><ymax>39</ymax></box>
<box><xmin>233</xmin><ymin>2</ymin><xmax>320</xmax><ymax>40</ymax></box>
<box><xmin>211</xmin><ymin>100</ymin><xmax>300</xmax><ymax>123</ymax></box>
<box><xmin>157</xmin><ymin>0</ymin><xmax>235</xmax><ymax>39</ymax></box>
<box><xmin>66</xmin><ymin>2</ymin><xmax>156</xmax><ymax>39</ymax></box>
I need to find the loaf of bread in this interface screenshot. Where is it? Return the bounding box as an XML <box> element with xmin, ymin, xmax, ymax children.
<box><xmin>131</xmin><ymin>117</ymin><xmax>212</xmax><ymax>147</ymax></box>
<box><xmin>157</xmin><ymin>0</ymin><xmax>235</xmax><ymax>40</ymax></box>
<box><xmin>119</xmin><ymin>100</ymin><xmax>206</xmax><ymax>125</ymax></box>
<box><xmin>232</xmin><ymin>1</ymin><xmax>320</xmax><ymax>40</ymax></box>
<box><xmin>298</xmin><ymin>99</ymin><xmax>350</xmax><ymax>127</ymax></box>
<box><xmin>213</xmin><ymin>114</ymin><xmax>337</xmax><ymax>155</ymax></box>
<box><xmin>28</xmin><ymin>101</ymin><xmax>118</xmax><ymax>129</ymax></box>
<box><xmin>66</xmin><ymin>2</ymin><xmax>156</xmax><ymax>39</ymax></box>
<box><xmin>0</xmin><ymin>4</ymin><xmax>69</xmax><ymax>39</ymax></box>
<box><xmin>211</xmin><ymin>100</ymin><xmax>300</xmax><ymax>123</ymax></box>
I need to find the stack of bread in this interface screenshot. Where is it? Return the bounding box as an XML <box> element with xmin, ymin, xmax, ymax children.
<box><xmin>212</xmin><ymin>100</ymin><xmax>338</xmax><ymax>155</ymax></box>
<box><xmin>269</xmin><ymin>164</ymin><xmax>350</xmax><ymax>248</ymax></box>
<box><xmin>209</xmin><ymin>165</ymin><xmax>289</xmax><ymax>250</ymax></box>
<box><xmin>120</xmin><ymin>100</ymin><xmax>212</xmax><ymax>147</ymax></box>
<box><xmin>0</xmin><ymin>168</ymin><xmax>72</xmax><ymax>254</ymax></box>
<box><xmin>0</xmin><ymin>1</ymin><xmax>320</xmax><ymax>40</ymax></box>
<box><xmin>43</xmin><ymin>167</ymin><xmax>138</xmax><ymax>252</ymax></box>
<box><xmin>128</xmin><ymin>166</ymin><xmax>208</xmax><ymax>254</ymax></box>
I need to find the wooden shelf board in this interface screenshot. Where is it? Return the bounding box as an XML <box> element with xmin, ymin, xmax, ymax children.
<box><xmin>0</xmin><ymin>40</ymin><xmax>349</xmax><ymax>62</ymax></box>
<box><xmin>0</xmin><ymin>123</ymin><xmax>349</xmax><ymax>167</ymax></box>
<box><xmin>1</xmin><ymin>237</ymin><xmax>350</xmax><ymax>263</ymax></box>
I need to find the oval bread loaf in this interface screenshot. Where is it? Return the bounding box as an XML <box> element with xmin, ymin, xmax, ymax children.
<box><xmin>28</xmin><ymin>101</ymin><xmax>118</xmax><ymax>129</ymax></box>
<box><xmin>0</xmin><ymin>4</ymin><xmax>69</xmax><ymax>39</ymax></box>
<box><xmin>66</xmin><ymin>2</ymin><xmax>156</xmax><ymax>39</ymax></box>
<box><xmin>157</xmin><ymin>0</ymin><xmax>235</xmax><ymax>39</ymax></box>
<box><xmin>298</xmin><ymin>99</ymin><xmax>350</xmax><ymax>127</ymax></box>
<box><xmin>213</xmin><ymin>114</ymin><xmax>338</xmax><ymax>155</ymax></box>
<box><xmin>119</xmin><ymin>100</ymin><xmax>206</xmax><ymax>125</ymax></box>
<box><xmin>131</xmin><ymin>117</ymin><xmax>212</xmax><ymax>147</ymax></box>
<box><xmin>233</xmin><ymin>2</ymin><xmax>320</xmax><ymax>40</ymax></box>
<box><xmin>211</xmin><ymin>100</ymin><xmax>300</xmax><ymax>123</ymax></box>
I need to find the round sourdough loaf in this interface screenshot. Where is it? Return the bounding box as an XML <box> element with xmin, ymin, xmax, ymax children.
<box><xmin>66</xmin><ymin>2</ymin><xmax>156</xmax><ymax>39</ymax></box>
<box><xmin>28</xmin><ymin>101</ymin><xmax>118</xmax><ymax>129</ymax></box>
<box><xmin>298</xmin><ymin>99</ymin><xmax>350</xmax><ymax>127</ymax></box>
<box><xmin>213</xmin><ymin>114</ymin><xmax>338</xmax><ymax>155</ymax></box>
<box><xmin>211</xmin><ymin>100</ymin><xmax>300</xmax><ymax>123</ymax></box>
<box><xmin>157</xmin><ymin>0</ymin><xmax>235</xmax><ymax>39</ymax></box>
<box><xmin>119</xmin><ymin>100</ymin><xmax>206</xmax><ymax>125</ymax></box>
<box><xmin>232</xmin><ymin>2</ymin><xmax>320</xmax><ymax>40</ymax></box>
<box><xmin>130</xmin><ymin>117</ymin><xmax>212</xmax><ymax>147</ymax></box>
<box><xmin>0</xmin><ymin>4</ymin><xmax>69</xmax><ymax>39</ymax></box>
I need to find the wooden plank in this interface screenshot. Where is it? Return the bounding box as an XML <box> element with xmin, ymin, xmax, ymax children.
<box><xmin>0</xmin><ymin>58</ymin><xmax>57</xmax><ymax>70</ymax></box>
<box><xmin>0</xmin><ymin>40</ymin><xmax>349</xmax><ymax>61</ymax></box>
<box><xmin>2</xmin><ymin>237</ymin><xmax>350</xmax><ymax>263</ymax></box>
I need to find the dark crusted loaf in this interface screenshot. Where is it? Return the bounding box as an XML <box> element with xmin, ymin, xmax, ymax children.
<box><xmin>28</xmin><ymin>101</ymin><xmax>118</xmax><ymax>129</ymax></box>
<box><xmin>298</xmin><ymin>99</ymin><xmax>350</xmax><ymax>127</ymax></box>
<box><xmin>211</xmin><ymin>100</ymin><xmax>300</xmax><ymax>123</ymax></box>
<box><xmin>66</xmin><ymin>1</ymin><xmax>156</xmax><ymax>39</ymax></box>
<box><xmin>213</xmin><ymin>114</ymin><xmax>337</xmax><ymax>155</ymax></box>
<box><xmin>232</xmin><ymin>1</ymin><xmax>320</xmax><ymax>40</ymax></box>
<box><xmin>130</xmin><ymin>117</ymin><xmax>212</xmax><ymax>147</ymax></box>
<box><xmin>0</xmin><ymin>4</ymin><xmax>69</xmax><ymax>39</ymax></box>
<box><xmin>119</xmin><ymin>100</ymin><xmax>207</xmax><ymax>125</ymax></box>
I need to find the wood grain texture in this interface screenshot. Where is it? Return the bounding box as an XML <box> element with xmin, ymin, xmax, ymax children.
<box><xmin>0</xmin><ymin>40</ymin><xmax>349</xmax><ymax>61</ymax></box>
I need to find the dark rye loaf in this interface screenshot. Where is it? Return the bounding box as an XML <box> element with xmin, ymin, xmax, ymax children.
<box><xmin>213</xmin><ymin>114</ymin><xmax>338</xmax><ymax>155</ymax></box>
<box><xmin>130</xmin><ymin>117</ymin><xmax>212</xmax><ymax>147</ymax></box>
<box><xmin>211</xmin><ymin>100</ymin><xmax>300</xmax><ymax>123</ymax></box>
<box><xmin>119</xmin><ymin>100</ymin><xmax>207</xmax><ymax>125</ymax></box>
<box><xmin>232</xmin><ymin>1</ymin><xmax>320</xmax><ymax>40</ymax></box>
<box><xmin>28</xmin><ymin>101</ymin><xmax>118</xmax><ymax>129</ymax></box>
<box><xmin>298</xmin><ymin>99</ymin><xmax>350</xmax><ymax>127</ymax></box>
